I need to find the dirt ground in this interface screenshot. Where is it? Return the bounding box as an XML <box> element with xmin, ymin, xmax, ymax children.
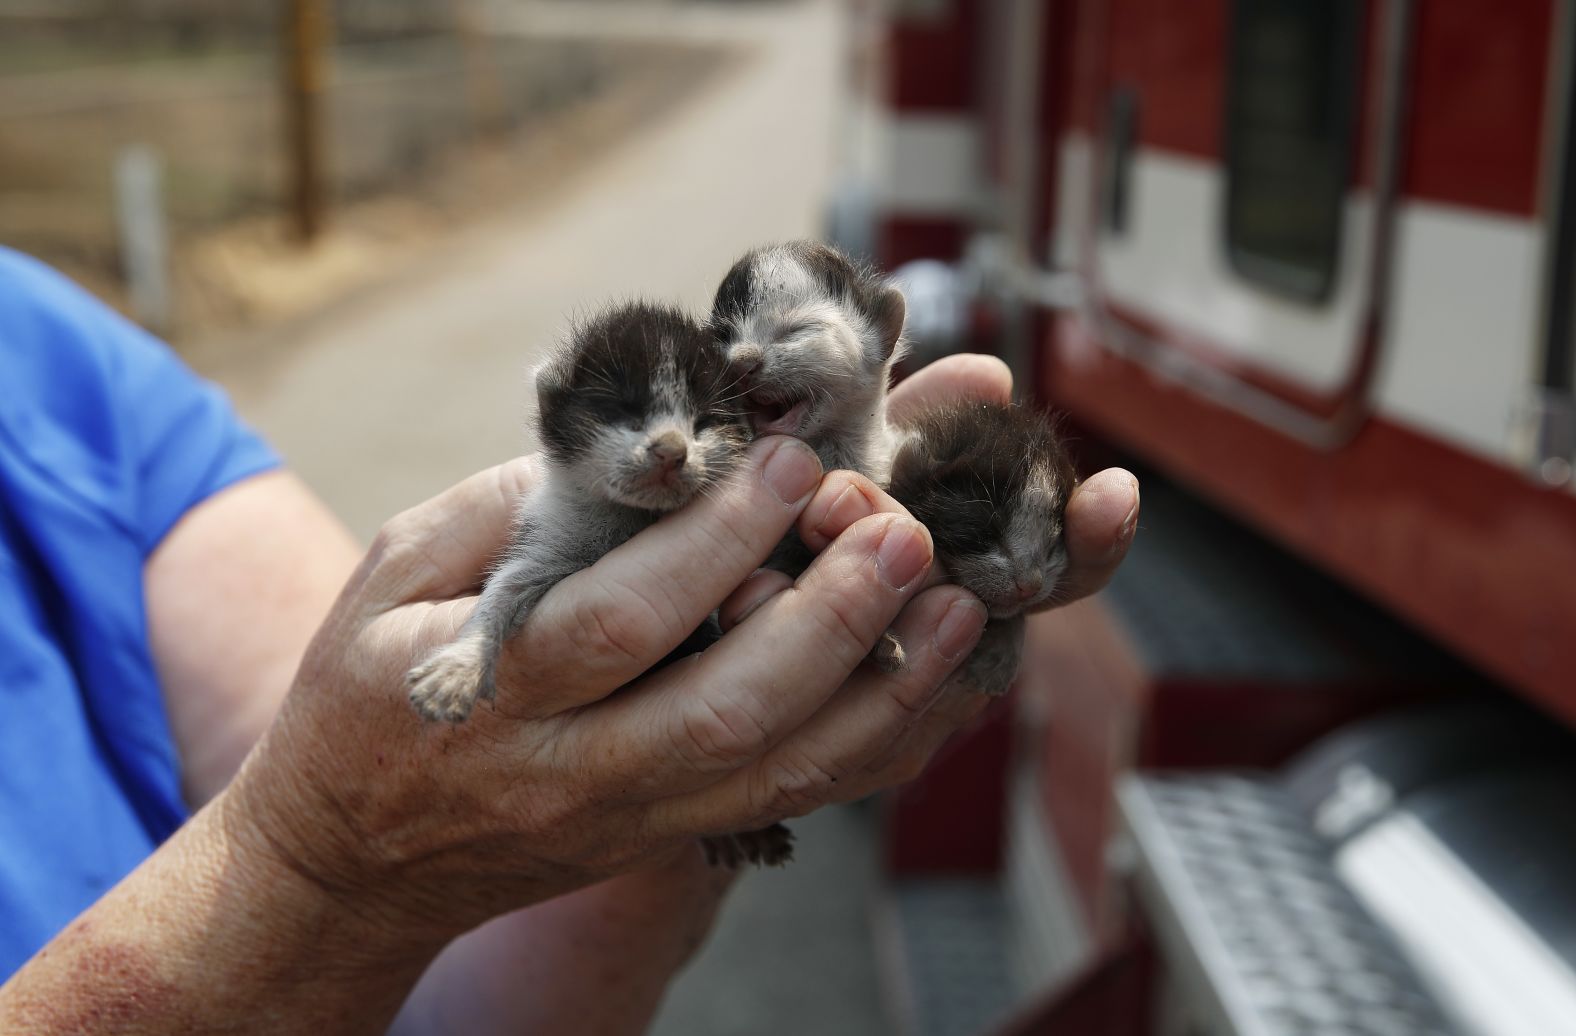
<box><xmin>0</xmin><ymin>20</ymin><xmax>730</xmax><ymax>341</ymax></box>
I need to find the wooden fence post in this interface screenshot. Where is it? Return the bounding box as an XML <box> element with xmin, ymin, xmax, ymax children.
<box><xmin>284</xmin><ymin>0</ymin><xmax>330</xmax><ymax>242</ymax></box>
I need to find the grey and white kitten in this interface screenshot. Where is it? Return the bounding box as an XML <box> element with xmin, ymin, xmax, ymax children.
<box><xmin>710</xmin><ymin>240</ymin><xmax>907</xmax><ymax>485</ymax></box>
<box><xmin>696</xmin><ymin>242</ymin><xmax>908</xmax><ymax>868</ymax></box>
<box><xmin>887</xmin><ymin>401</ymin><xmax>1078</xmax><ymax>696</ymax></box>
<box><xmin>406</xmin><ymin>302</ymin><xmax>750</xmax><ymax>723</ymax></box>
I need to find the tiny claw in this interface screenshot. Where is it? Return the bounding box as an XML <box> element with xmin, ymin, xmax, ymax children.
<box><xmin>871</xmin><ymin>631</ymin><xmax>908</xmax><ymax>673</ymax></box>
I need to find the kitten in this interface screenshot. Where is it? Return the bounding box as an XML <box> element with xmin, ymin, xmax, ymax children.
<box><xmin>698</xmin><ymin>242</ymin><xmax>907</xmax><ymax>867</ymax></box>
<box><xmin>887</xmin><ymin>401</ymin><xmax>1079</xmax><ymax>695</ymax></box>
<box><xmin>710</xmin><ymin>240</ymin><xmax>907</xmax><ymax>485</ymax></box>
<box><xmin>406</xmin><ymin>302</ymin><xmax>750</xmax><ymax>723</ymax></box>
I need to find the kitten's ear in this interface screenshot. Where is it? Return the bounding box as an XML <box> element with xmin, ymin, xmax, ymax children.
<box><xmin>932</xmin><ymin>455</ymin><xmax>977</xmax><ymax>485</ymax></box>
<box><xmin>531</xmin><ymin>353</ymin><xmax>571</xmax><ymax>408</ymax></box>
<box><xmin>871</xmin><ymin>284</ymin><xmax>907</xmax><ymax>361</ymax></box>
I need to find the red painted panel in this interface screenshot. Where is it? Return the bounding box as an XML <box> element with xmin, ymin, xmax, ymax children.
<box><xmin>889</xmin><ymin>0</ymin><xmax>982</xmax><ymax>112</ymax></box>
<box><xmin>1140</xmin><ymin>679</ymin><xmax>1436</xmax><ymax>770</ymax></box>
<box><xmin>987</xmin><ymin>936</ymin><xmax>1157</xmax><ymax>1036</ymax></box>
<box><xmin>1043</xmin><ymin>319</ymin><xmax>1576</xmax><ymax>726</ymax></box>
<box><xmin>1404</xmin><ymin>0</ymin><xmax>1554</xmax><ymax>216</ymax></box>
<box><xmin>1064</xmin><ymin>0</ymin><xmax>1107</xmax><ymax>133</ymax></box>
<box><xmin>1033</xmin><ymin>0</ymin><xmax>1078</xmax><ymax>258</ymax></box>
<box><xmin>1103</xmin><ymin>0</ymin><xmax>1227</xmax><ymax>159</ymax></box>
<box><xmin>1065</xmin><ymin>0</ymin><xmax>1551</xmax><ymax>213</ymax></box>
<box><xmin>877</xmin><ymin>215</ymin><xmax>971</xmax><ymax>270</ymax></box>
<box><xmin>883</xmin><ymin>700</ymin><xmax>1012</xmax><ymax>875</ymax></box>
<box><xmin>1351</xmin><ymin>0</ymin><xmax>1384</xmax><ymax>189</ymax></box>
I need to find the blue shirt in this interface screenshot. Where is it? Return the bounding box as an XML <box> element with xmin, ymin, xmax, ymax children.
<box><xmin>0</xmin><ymin>248</ymin><xmax>278</xmax><ymax>978</ymax></box>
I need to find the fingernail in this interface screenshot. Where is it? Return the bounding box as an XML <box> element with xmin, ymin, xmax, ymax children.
<box><xmin>934</xmin><ymin>598</ymin><xmax>987</xmax><ymax>662</ymax></box>
<box><xmin>1117</xmin><ymin>503</ymin><xmax>1139</xmax><ymax>547</ymax></box>
<box><xmin>1111</xmin><ymin>480</ymin><xmax>1140</xmax><ymax>555</ymax></box>
<box><xmin>813</xmin><ymin>483</ymin><xmax>875</xmax><ymax>541</ymax></box>
<box><xmin>761</xmin><ymin>439</ymin><xmax>821</xmax><ymax>507</ymax></box>
<box><xmin>875</xmin><ymin>517</ymin><xmax>932</xmax><ymax>590</ymax></box>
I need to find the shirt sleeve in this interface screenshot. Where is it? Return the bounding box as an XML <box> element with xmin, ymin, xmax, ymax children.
<box><xmin>0</xmin><ymin>247</ymin><xmax>280</xmax><ymax>556</ymax></box>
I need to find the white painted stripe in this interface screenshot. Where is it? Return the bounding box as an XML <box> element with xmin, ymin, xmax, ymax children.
<box><xmin>1378</xmin><ymin>203</ymin><xmax>1542</xmax><ymax>458</ymax></box>
<box><xmin>1053</xmin><ymin>132</ymin><xmax>1095</xmax><ymax>268</ymax></box>
<box><xmin>1058</xmin><ymin>140</ymin><xmax>1545</xmax><ymax>464</ymax></box>
<box><xmin>1096</xmin><ymin>148</ymin><xmax>1374</xmax><ymax>393</ymax></box>
<box><xmin>879</xmin><ymin>113</ymin><xmax>984</xmax><ymax>217</ymax></box>
<box><xmin>1338</xmin><ymin>814</ymin><xmax>1576</xmax><ymax>1036</ymax></box>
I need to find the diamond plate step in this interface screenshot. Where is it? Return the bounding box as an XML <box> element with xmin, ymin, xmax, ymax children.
<box><xmin>1119</xmin><ymin>774</ymin><xmax>1457</xmax><ymax>1036</ymax></box>
<box><xmin>881</xmin><ymin>877</ymin><xmax>1017</xmax><ymax>1036</ymax></box>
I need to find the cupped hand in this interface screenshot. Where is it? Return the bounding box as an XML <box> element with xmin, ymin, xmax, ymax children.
<box><xmin>224</xmin><ymin>353</ymin><xmax>1138</xmax><ymax>959</ymax></box>
<box><xmin>715</xmin><ymin>354</ymin><xmax>1140</xmax><ymax>794</ymax></box>
<box><xmin>226</xmin><ymin>436</ymin><xmax>974</xmax><ymax>952</ymax></box>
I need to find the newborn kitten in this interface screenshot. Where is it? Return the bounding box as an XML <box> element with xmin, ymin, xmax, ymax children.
<box><xmin>698</xmin><ymin>242</ymin><xmax>907</xmax><ymax>868</ymax></box>
<box><xmin>407</xmin><ymin>302</ymin><xmax>749</xmax><ymax>723</ymax></box>
<box><xmin>711</xmin><ymin>240</ymin><xmax>907</xmax><ymax>484</ymax></box>
<box><xmin>887</xmin><ymin>401</ymin><xmax>1078</xmax><ymax>695</ymax></box>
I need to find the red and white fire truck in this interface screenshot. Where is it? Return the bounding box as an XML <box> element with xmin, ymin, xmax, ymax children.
<box><xmin>840</xmin><ymin>2</ymin><xmax>1576</xmax><ymax>1034</ymax></box>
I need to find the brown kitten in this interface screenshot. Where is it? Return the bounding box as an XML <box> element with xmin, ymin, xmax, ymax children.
<box><xmin>887</xmin><ymin>401</ymin><xmax>1079</xmax><ymax>695</ymax></box>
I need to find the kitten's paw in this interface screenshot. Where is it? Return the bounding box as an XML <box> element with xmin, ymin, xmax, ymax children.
<box><xmin>701</xmin><ymin>824</ymin><xmax>795</xmax><ymax>868</ymax></box>
<box><xmin>870</xmin><ymin>631</ymin><xmax>907</xmax><ymax>673</ymax></box>
<box><xmin>701</xmin><ymin>834</ymin><xmax>743</xmax><ymax>869</ymax></box>
<box><xmin>743</xmin><ymin>822</ymin><xmax>796</xmax><ymax>866</ymax></box>
<box><xmin>947</xmin><ymin>660</ymin><xmax>1018</xmax><ymax>697</ymax></box>
<box><xmin>407</xmin><ymin>642</ymin><xmax>487</xmax><ymax>723</ymax></box>
<box><xmin>946</xmin><ymin>618</ymin><xmax>1024</xmax><ymax>696</ymax></box>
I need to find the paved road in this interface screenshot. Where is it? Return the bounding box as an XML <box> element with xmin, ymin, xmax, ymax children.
<box><xmin>206</xmin><ymin>0</ymin><xmax>844</xmax><ymax>542</ymax></box>
<box><xmin>199</xmin><ymin>3</ymin><xmax>892</xmax><ymax>1034</ymax></box>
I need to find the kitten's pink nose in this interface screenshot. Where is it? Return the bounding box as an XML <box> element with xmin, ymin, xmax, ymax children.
<box><xmin>1014</xmin><ymin>574</ymin><xmax>1043</xmax><ymax>600</ymax></box>
<box><xmin>729</xmin><ymin>344</ymin><xmax>764</xmax><ymax>378</ymax></box>
<box><xmin>648</xmin><ymin>433</ymin><xmax>687</xmax><ymax>471</ymax></box>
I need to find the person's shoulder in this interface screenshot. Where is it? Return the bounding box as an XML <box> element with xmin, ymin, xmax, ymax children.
<box><xmin>0</xmin><ymin>249</ymin><xmax>278</xmax><ymax>547</ymax></box>
<box><xmin>0</xmin><ymin>245</ymin><xmax>94</xmax><ymax>302</ymax></box>
<box><xmin>0</xmin><ymin>246</ymin><xmax>167</xmax><ymax>401</ymax></box>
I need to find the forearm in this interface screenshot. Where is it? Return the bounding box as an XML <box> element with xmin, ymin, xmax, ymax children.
<box><xmin>147</xmin><ymin>470</ymin><xmax>361</xmax><ymax>806</ymax></box>
<box><xmin>0</xmin><ymin>793</ymin><xmax>439</xmax><ymax>1035</ymax></box>
<box><xmin>392</xmin><ymin>847</ymin><xmax>735</xmax><ymax>1035</ymax></box>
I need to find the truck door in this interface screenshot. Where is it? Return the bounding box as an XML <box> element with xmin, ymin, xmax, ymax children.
<box><xmin>1085</xmin><ymin>0</ymin><xmax>1390</xmax><ymax>442</ymax></box>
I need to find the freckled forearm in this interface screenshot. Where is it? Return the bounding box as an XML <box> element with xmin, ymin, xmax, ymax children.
<box><xmin>0</xmin><ymin>794</ymin><xmax>438</xmax><ymax>1035</ymax></box>
<box><xmin>393</xmin><ymin>846</ymin><xmax>735</xmax><ymax>1036</ymax></box>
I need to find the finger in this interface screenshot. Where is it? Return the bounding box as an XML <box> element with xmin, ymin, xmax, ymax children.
<box><xmin>854</xmin><ymin>682</ymin><xmax>993</xmax><ymax>785</ymax></box>
<box><xmin>832</xmin><ymin>693</ymin><xmax>995</xmax><ymax>806</ymax></box>
<box><xmin>717</xmin><ymin>569</ymin><xmax>795</xmax><ymax>632</ymax></box>
<box><xmin>643</xmin><ymin>585</ymin><xmax>987</xmax><ymax>837</ymax></box>
<box><xmin>887</xmin><ymin>353</ymin><xmax>1013</xmax><ymax>422</ymax></box>
<box><xmin>795</xmin><ymin>470</ymin><xmax>913</xmax><ymax>553</ymax></box>
<box><xmin>497</xmin><ymin>437</ymin><xmax>822</xmax><ymax>704</ymax></box>
<box><xmin>1050</xmin><ymin>467</ymin><xmax>1140</xmax><ymax>605</ymax></box>
<box><xmin>561</xmin><ymin>512</ymin><xmax>935</xmax><ymax>798</ymax></box>
<box><xmin>358</xmin><ymin>455</ymin><xmax>544</xmax><ymax>605</ymax></box>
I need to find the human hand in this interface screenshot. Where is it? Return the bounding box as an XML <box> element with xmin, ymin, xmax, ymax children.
<box><xmin>223</xmin><ymin>424</ymin><xmax>990</xmax><ymax>956</ymax></box>
<box><xmin>712</xmin><ymin>354</ymin><xmax>1141</xmax><ymax>791</ymax></box>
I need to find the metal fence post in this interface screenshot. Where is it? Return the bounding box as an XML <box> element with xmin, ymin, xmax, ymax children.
<box><xmin>114</xmin><ymin>145</ymin><xmax>171</xmax><ymax>334</ymax></box>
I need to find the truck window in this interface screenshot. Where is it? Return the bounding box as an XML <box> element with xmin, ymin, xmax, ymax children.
<box><xmin>1224</xmin><ymin>0</ymin><xmax>1361</xmax><ymax>303</ymax></box>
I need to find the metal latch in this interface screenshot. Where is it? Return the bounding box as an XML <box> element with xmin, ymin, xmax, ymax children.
<box><xmin>1511</xmin><ymin>388</ymin><xmax>1575</xmax><ymax>487</ymax></box>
